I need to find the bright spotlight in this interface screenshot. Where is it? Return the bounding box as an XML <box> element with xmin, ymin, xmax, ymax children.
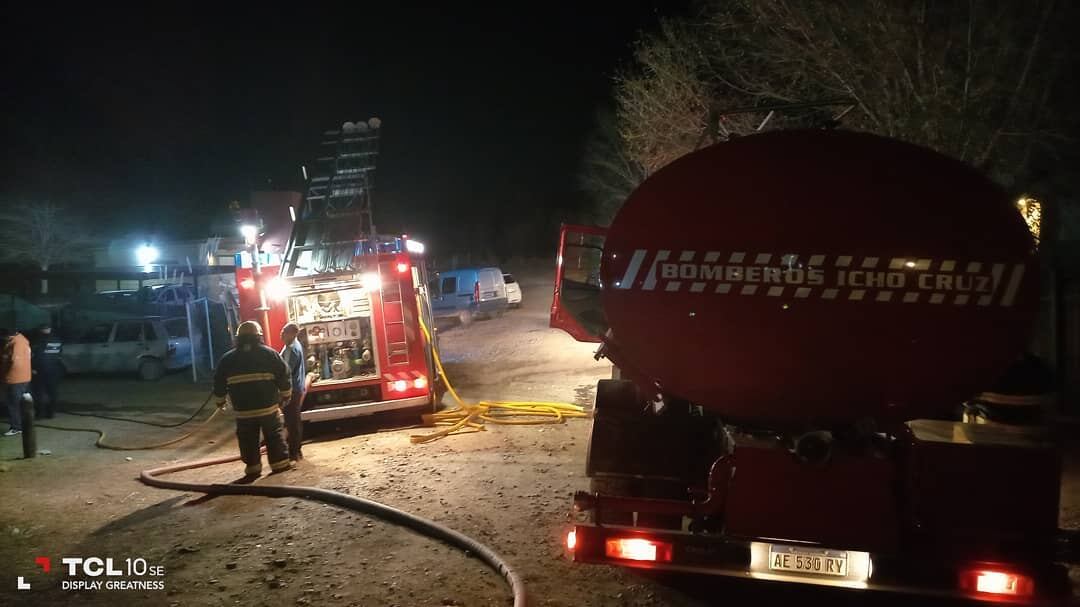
<box><xmin>361</xmin><ymin>272</ymin><xmax>381</xmax><ymax>291</ymax></box>
<box><xmin>135</xmin><ymin>244</ymin><xmax>159</xmax><ymax>267</ymax></box>
<box><xmin>240</xmin><ymin>224</ymin><xmax>258</xmax><ymax>245</ymax></box>
<box><xmin>266</xmin><ymin>277</ymin><xmax>289</xmax><ymax>301</ymax></box>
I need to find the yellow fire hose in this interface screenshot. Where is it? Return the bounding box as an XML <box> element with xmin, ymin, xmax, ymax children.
<box><xmin>409</xmin><ymin>315</ymin><xmax>589</xmax><ymax>444</ymax></box>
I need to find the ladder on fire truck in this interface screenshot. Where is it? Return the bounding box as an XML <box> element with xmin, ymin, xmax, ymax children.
<box><xmin>282</xmin><ymin>118</ymin><xmax>384</xmax><ymax>277</ymax></box>
<box><xmin>379</xmin><ymin>263</ymin><xmax>410</xmax><ymax>366</ymax></box>
<box><xmin>280</xmin><ymin>118</ymin><xmax>412</xmax><ymax>366</ymax></box>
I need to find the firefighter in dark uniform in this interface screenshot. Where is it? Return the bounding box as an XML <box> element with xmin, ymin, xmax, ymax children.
<box><xmin>214</xmin><ymin>321</ymin><xmax>294</xmax><ymax>477</ymax></box>
<box><xmin>962</xmin><ymin>352</ymin><xmax>1056</xmax><ymax>425</ymax></box>
<box><xmin>30</xmin><ymin>325</ymin><xmax>63</xmax><ymax>419</ymax></box>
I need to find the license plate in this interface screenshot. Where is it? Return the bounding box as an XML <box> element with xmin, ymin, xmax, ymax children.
<box><xmin>767</xmin><ymin>545</ymin><xmax>848</xmax><ymax>577</ymax></box>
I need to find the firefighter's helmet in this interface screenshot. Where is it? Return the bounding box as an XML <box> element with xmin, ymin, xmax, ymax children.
<box><xmin>236</xmin><ymin>321</ymin><xmax>263</xmax><ymax>338</ymax></box>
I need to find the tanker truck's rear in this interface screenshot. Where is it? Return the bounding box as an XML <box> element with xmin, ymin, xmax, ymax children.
<box><xmin>551</xmin><ymin>130</ymin><xmax>1071</xmax><ymax>602</ymax></box>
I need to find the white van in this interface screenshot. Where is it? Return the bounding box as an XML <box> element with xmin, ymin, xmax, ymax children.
<box><xmin>431</xmin><ymin>267</ymin><xmax>508</xmax><ymax>324</ymax></box>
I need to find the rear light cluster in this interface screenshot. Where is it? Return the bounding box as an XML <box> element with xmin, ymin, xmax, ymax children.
<box><xmin>605</xmin><ymin>538</ymin><xmax>673</xmax><ymax>562</ymax></box>
<box><xmin>566</xmin><ymin>531</ymin><xmax>673</xmax><ymax>563</ymax></box>
<box><xmin>387</xmin><ymin>376</ymin><xmax>428</xmax><ymax>393</ymax></box>
<box><xmin>959</xmin><ymin>568</ymin><xmax>1035</xmax><ymax>598</ymax></box>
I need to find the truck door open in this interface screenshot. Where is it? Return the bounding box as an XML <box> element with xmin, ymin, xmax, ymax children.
<box><xmin>550</xmin><ymin>224</ymin><xmax>607</xmax><ymax>343</ymax></box>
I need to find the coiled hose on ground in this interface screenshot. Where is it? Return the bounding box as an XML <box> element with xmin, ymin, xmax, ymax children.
<box><xmin>409</xmin><ymin>314</ymin><xmax>588</xmax><ymax>443</ymax></box>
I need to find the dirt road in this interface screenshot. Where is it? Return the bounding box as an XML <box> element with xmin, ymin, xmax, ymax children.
<box><xmin>1</xmin><ymin>266</ymin><xmax>1077</xmax><ymax>606</ymax></box>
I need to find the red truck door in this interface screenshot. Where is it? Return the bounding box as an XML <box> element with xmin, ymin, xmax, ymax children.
<box><xmin>550</xmin><ymin>224</ymin><xmax>607</xmax><ymax>343</ymax></box>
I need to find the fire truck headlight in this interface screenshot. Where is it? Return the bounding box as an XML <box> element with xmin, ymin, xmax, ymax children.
<box><xmin>240</xmin><ymin>224</ymin><xmax>258</xmax><ymax>245</ymax></box>
<box><xmin>361</xmin><ymin>272</ymin><xmax>381</xmax><ymax>291</ymax></box>
<box><xmin>266</xmin><ymin>277</ymin><xmax>289</xmax><ymax>301</ymax></box>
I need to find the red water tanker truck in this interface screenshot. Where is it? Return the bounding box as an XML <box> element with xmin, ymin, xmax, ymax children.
<box><xmin>550</xmin><ymin>129</ymin><xmax>1072</xmax><ymax>602</ymax></box>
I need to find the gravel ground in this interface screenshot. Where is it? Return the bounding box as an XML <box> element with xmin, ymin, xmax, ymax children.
<box><xmin>1</xmin><ymin>266</ymin><xmax>1077</xmax><ymax>606</ymax></box>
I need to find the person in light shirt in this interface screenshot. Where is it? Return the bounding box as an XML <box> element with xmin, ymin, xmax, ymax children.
<box><xmin>279</xmin><ymin>323</ymin><xmax>307</xmax><ymax>461</ymax></box>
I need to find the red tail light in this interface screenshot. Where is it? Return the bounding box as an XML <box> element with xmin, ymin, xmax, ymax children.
<box><xmin>566</xmin><ymin>530</ymin><xmax>577</xmax><ymax>551</ymax></box>
<box><xmin>604</xmin><ymin>538</ymin><xmax>673</xmax><ymax>562</ymax></box>
<box><xmin>959</xmin><ymin>568</ymin><xmax>1035</xmax><ymax>597</ymax></box>
<box><xmin>396</xmin><ymin>262</ymin><xmax>409</xmax><ymax>273</ymax></box>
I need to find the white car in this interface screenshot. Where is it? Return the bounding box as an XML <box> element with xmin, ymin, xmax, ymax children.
<box><xmin>503</xmin><ymin>273</ymin><xmax>522</xmax><ymax>307</ymax></box>
<box><xmin>61</xmin><ymin>317</ymin><xmax>190</xmax><ymax>381</ymax></box>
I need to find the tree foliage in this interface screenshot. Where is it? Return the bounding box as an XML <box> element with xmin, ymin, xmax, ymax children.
<box><xmin>578</xmin><ymin>109</ymin><xmax>647</xmax><ymax>224</ymax></box>
<box><xmin>584</xmin><ymin>0</ymin><xmax>1074</xmax><ymax>223</ymax></box>
<box><xmin>0</xmin><ymin>201</ymin><xmax>94</xmax><ymax>293</ymax></box>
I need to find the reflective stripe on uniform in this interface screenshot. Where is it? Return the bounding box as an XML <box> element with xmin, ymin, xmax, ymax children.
<box><xmin>269</xmin><ymin>458</ymin><xmax>293</xmax><ymax>472</ymax></box>
<box><xmin>280</xmin><ymin>388</ymin><xmax>293</xmax><ymax>399</ymax></box>
<box><xmin>233</xmin><ymin>404</ymin><xmax>282</xmax><ymax>418</ymax></box>
<box><xmin>227</xmin><ymin>372</ymin><xmax>277</xmax><ymax>385</ymax></box>
<box><xmin>974</xmin><ymin>392</ymin><xmax>1051</xmax><ymax>407</ymax></box>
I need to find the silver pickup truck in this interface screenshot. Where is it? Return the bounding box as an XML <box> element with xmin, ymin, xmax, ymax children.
<box><xmin>61</xmin><ymin>317</ymin><xmax>191</xmax><ymax>380</ymax></box>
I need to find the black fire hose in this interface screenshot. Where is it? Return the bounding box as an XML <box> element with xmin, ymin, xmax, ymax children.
<box><xmin>139</xmin><ymin>455</ymin><xmax>528</xmax><ymax>607</ymax></box>
<box><xmin>59</xmin><ymin>393</ymin><xmax>215</xmax><ymax>428</ymax></box>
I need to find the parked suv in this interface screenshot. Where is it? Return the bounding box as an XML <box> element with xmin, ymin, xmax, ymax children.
<box><xmin>61</xmin><ymin>317</ymin><xmax>190</xmax><ymax>381</ymax></box>
<box><xmin>431</xmin><ymin>267</ymin><xmax>508</xmax><ymax>325</ymax></box>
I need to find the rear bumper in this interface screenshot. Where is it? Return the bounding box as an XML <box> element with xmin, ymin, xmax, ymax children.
<box><xmin>300</xmin><ymin>395</ymin><xmax>431</xmax><ymax>422</ymax></box>
<box><xmin>568</xmin><ymin>524</ymin><xmax>1072</xmax><ymax>604</ymax></box>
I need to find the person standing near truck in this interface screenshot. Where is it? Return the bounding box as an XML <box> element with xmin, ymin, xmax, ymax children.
<box><xmin>213</xmin><ymin>321</ymin><xmax>294</xmax><ymax>477</ymax></box>
<box><xmin>30</xmin><ymin>325</ymin><xmax>62</xmax><ymax>419</ymax></box>
<box><xmin>279</xmin><ymin>322</ymin><xmax>306</xmax><ymax>461</ymax></box>
<box><xmin>1</xmin><ymin>328</ymin><xmax>32</xmax><ymax>436</ymax></box>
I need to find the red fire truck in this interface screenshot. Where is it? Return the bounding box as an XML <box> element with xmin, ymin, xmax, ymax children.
<box><xmin>551</xmin><ymin>129</ymin><xmax>1073</xmax><ymax>602</ymax></box>
<box><xmin>235</xmin><ymin>120</ymin><xmax>440</xmax><ymax>422</ymax></box>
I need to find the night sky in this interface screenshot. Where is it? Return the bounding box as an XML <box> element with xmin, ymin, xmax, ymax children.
<box><xmin>2</xmin><ymin>4</ymin><xmax>685</xmax><ymax>256</ymax></box>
